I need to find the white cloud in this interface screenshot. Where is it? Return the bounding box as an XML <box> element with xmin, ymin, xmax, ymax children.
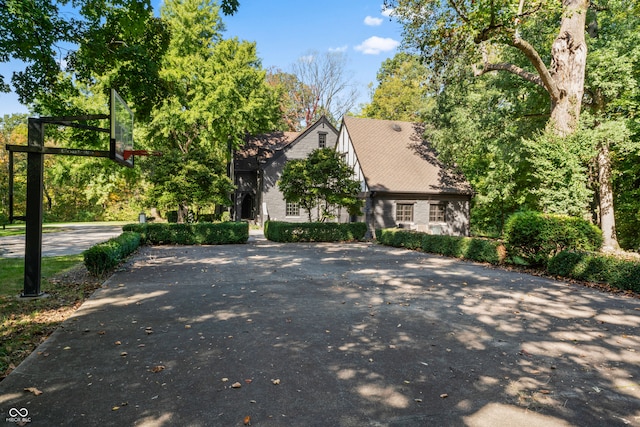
<box><xmin>329</xmin><ymin>45</ymin><xmax>349</xmax><ymax>53</ymax></box>
<box><xmin>355</xmin><ymin>36</ymin><xmax>400</xmax><ymax>55</ymax></box>
<box><xmin>381</xmin><ymin>6</ymin><xmax>394</xmax><ymax>17</ymax></box>
<box><xmin>364</xmin><ymin>16</ymin><xmax>383</xmax><ymax>26</ymax></box>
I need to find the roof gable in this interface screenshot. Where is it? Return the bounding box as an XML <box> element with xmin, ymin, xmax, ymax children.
<box><xmin>235</xmin><ymin>116</ymin><xmax>338</xmax><ymax>171</ymax></box>
<box><xmin>342</xmin><ymin>116</ymin><xmax>472</xmax><ymax>195</ymax></box>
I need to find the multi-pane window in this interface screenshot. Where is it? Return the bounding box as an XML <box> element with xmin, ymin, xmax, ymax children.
<box><xmin>396</xmin><ymin>203</ymin><xmax>414</xmax><ymax>222</ymax></box>
<box><xmin>429</xmin><ymin>203</ymin><xmax>446</xmax><ymax>222</ymax></box>
<box><xmin>286</xmin><ymin>201</ymin><xmax>300</xmax><ymax>217</ymax></box>
<box><xmin>318</xmin><ymin>133</ymin><xmax>327</xmax><ymax>148</ymax></box>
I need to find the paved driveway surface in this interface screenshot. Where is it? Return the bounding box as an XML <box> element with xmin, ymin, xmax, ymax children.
<box><xmin>0</xmin><ymin>240</ymin><xmax>639</xmax><ymax>426</ymax></box>
<box><xmin>0</xmin><ymin>224</ymin><xmax>124</xmax><ymax>258</ymax></box>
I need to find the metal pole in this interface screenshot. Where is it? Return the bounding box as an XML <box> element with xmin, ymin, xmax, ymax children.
<box><xmin>23</xmin><ymin>118</ymin><xmax>45</xmax><ymax>297</ymax></box>
<box><xmin>8</xmin><ymin>150</ymin><xmax>14</xmax><ymax>223</ymax></box>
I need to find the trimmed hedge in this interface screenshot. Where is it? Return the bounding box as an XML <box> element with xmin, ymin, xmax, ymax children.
<box><xmin>83</xmin><ymin>231</ymin><xmax>141</xmax><ymax>276</ymax></box>
<box><xmin>264</xmin><ymin>221</ymin><xmax>367</xmax><ymax>242</ymax></box>
<box><xmin>123</xmin><ymin>222</ymin><xmax>249</xmax><ymax>245</ymax></box>
<box><xmin>548</xmin><ymin>250</ymin><xmax>640</xmax><ymax>292</ymax></box>
<box><xmin>504</xmin><ymin>211</ymin><xmax>602</xmax><ymax>267</ymax></box>
<box><xmin>377</xmin><ymin>229</ymin><xmax>504</xmax><ymax>265</ymax></box>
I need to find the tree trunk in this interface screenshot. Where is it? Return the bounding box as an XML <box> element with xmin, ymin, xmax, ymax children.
<box><xmin>597</xmin><ymin>142</ymin><xmax>620</xmax><ymax>251</ymax></box>
<box><xmin>548</xmin><ymin>0</ymin><xmax>589</xmax><ymax>136</ymax></box>
<box><xmin>177</xmin><ymin>203</ymin><xmax>188</xmax><ymax>224</ymax></box>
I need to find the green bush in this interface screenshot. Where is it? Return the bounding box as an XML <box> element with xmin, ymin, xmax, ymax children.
<box><xmin>377</xmin><ymin>228</ymin><xmax>503</xmax><ymax>265</ymax></box>
<box><xmin>83</xmin><ymin>231</ymin><xmax>141</xmax><ymax>276</ymax></box>
<box><xmin>376</xmin><ymin>229</ymin><xmax>423</xmax><ymax>250</ymax></box>
<box><xmin>548</xmin><ymin>250</ymin><xmax>640</xmax><ymax>292</ymax></box>
<box><xmin>504</xmin><ymin>211</ymin><xmax>602</xmax><ymax>267</ymax></box>
<box><xmin>264</xmin><ymin>221</ymin><xmax>367</xmax><ymax>242</ymax></box>
<box><xmin>123</xmin><ymin>222</ymin><xmax>248</xmax><ymax>245</ymax></box>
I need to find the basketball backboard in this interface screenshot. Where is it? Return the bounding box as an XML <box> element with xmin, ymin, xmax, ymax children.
<box><xmin>110</xmin><ymin>89</ymin><xmax>134</xmax><ymax>167</ymax></box>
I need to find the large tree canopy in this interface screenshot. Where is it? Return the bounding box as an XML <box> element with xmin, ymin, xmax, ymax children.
<box><xmin>0</xmin><ymin>0</ymin><xmax>240</xmax><ymax>117</ymax></box>
<box><xmin>387</xmin><ymin>0</ymin><xmax>589</xmax><ymax>135</ymax></box>
<box><xmin>386</xmin><ymin>0</ymin><xmax>640</xmax><ymax>250</ymax></box>
<box><xmin>144</xmin><ymin>0</ymin><xmax>280</xmax><ymax>221</ymax></box>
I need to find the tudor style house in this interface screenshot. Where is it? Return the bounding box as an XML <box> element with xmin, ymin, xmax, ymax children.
<box><xmin>233</xmin><ymin>116</ymin><xmax>339</xmax><ymax>224</ymax></box>
<box><xmin>336</xmin><ymin>116</ymin><xmax>473</xmax><ymax>237</ymax></box>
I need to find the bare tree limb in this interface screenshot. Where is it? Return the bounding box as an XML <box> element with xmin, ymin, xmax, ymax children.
<box><xmin>512</xmin><ymin>36</ymin><xmax>561</xmax><ymax>101</ymax></box>
<box><xmin>474</xmin><ymin>62</ymin><xmax>545</xmax><ymax>89</ymax></box>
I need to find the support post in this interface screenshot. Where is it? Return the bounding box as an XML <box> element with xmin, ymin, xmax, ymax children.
<box><xmin>8</xmin><ymin>150</ymin><xmax>14</xmax><ymax>222</ymax></box>
<box><xmin>23</xmin><ymin>118</ymin><xmax>45</xmax><ymax>297</ymax></box>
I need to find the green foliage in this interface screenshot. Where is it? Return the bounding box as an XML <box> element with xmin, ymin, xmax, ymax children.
<box><xmin>360</xmin><ymin>53</ymin><xmax>433</xmax><ymax>122</ymax></box>
<box><xmin>278</xmin><ymin>148</ymin><xmax>363</xmax><ymax>221</ymax></box>
<box><xmin>83</xmin><ymin>231</ymin><xmax>141</xmax><ymax>276</ymax></box>
<box><xmin>548</xmin><ymin>251</ymin><xmax>640</xmax><ymax>292</ymax></box>
<box><xmin>523</xmin><ymin>129</ymin><xmax>594</xmax><ymax>217</ymax></box>
<box><xmin>123</xmin><ymin>222</ymin><xmax>248</xmax><ymax>245</ymax></box>
<box><xmin>144</xmin><ymin>1</ymin><xmax>280</xmax><ymax>217</ymax></box>
<box><xmin>264</xmin><ymin>221</ymin><xmax>367</xmax><ymax>243</ymax></box>
<box><xmin>504</xmin><ymin>211</ymin><xmax>603</xmax><ymax>267</ymax></box>
<box><xmin>377</xmin><ymin>229</ymin><xmax>503</xmax><ymax>265</ymax></box>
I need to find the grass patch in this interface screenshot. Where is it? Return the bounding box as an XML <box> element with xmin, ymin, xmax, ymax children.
<box><xmin>0</xmin><ymin>255</ymin><xmax>84</xmax><ymax>296</ymax></box>
<box><xmin>0</xmin><ymin>255</ymin><xmax>103</xmax><ymax>380</ymax></box>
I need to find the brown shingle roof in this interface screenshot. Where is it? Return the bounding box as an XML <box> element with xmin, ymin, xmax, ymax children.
<box><xmin>235</xmin><ymin>131</ymin><xmax>299</xmax><ymax>171</ymax></box>
<box><xmin>343</xmin><ymin>116</ymin><xmax>472</xmax><ymax>195</ymax></box>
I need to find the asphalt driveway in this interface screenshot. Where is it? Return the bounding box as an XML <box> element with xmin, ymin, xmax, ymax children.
<box><xmin>1</xmin><ymin>239</ymin><xmax>639</xmax><ymax>426</ymax></box>
<box><xmin>0</xmin><ymin>223</ymin><xmax>124</xmax><ymax>258</ymax></box>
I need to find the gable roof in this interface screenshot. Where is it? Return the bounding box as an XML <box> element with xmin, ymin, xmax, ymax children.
<box><xmin>235</xmin><ymin>116</ymin><xmax>338</xmax><ymax>171</ymax></box>
<box><xmin>235</xmin><ymin>131</ymin><xmax>299</xmax><ymax>171</ymax></box>
<box><xmin>342</xmin><ymin>116</ymin><xmax>472</xmax><ymax>195</ymax></box>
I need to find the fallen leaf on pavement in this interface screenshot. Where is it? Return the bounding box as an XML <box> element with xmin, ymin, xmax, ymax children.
<box><xmin>151</xmin><ymin>365</ymin><xmax>165</xmax><ymax>373</ymax></box>
<box><xmin>244</xmin><ymin>415</ymin><xmax>252</xmax><ymax>425</ymax></box>
<box><xmin>24</xmin><ymin>387</ymin><xmax>43</xmax><ymax>396</ymax></box>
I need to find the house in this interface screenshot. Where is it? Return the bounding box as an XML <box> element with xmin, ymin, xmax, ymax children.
<box><xmin>335</xmin><ymin>116</ymin><xmax>473</xmax><ymax>237</ymax></box>
<box><xmin>233</xmin><ymin>116</ymin><xmax>339</xmax><ymax>224</ymax></box>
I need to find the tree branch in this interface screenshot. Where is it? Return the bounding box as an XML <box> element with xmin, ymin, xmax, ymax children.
<box><xmin>474</xmin><ymin>62</ymin><xmax>545</xmax><ymax>89</ymax></box>
<box><xmin>511</xmin><ymin>36</ymin><xmax>561</xmax><ymax>101</ymax></box>
<box><xmin>447</xmin><ymin>0</ymin><xmax>470</xmax><ymax>24</ymax></box>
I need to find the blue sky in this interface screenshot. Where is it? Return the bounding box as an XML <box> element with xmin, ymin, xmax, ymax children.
<box><xmin>0</xmin><ymin>1</ymin><xmax>403</xmax><ymax>117</ymax></box>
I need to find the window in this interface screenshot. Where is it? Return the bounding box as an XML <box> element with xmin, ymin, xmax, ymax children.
<box><xmin>429</xmin><ymin>203</ymin><xmax>446</xmax><ymax>222</ymax></box>
<box><xmin>318</xmin><ymin>133</ymin><xmax>327</xmax><ymax>148</ymax></box>
<box><xmin>396</xmin><ymin>203</ymin><xmax>414</xmax><ymax>222</ymax></box>
<box><xmin>286</xmin><ymin>202</ymin><xmax>300</xmax><ymax>217</ymax></box>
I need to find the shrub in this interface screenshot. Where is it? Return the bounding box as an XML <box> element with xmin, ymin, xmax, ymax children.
<box><xmin>377</xmin><ymin>228</ymin><xmax>503</xmax><ymax>265</ymax></box>
<box><xmin>548</xmin><ymin>250</ymin><xmax>640</xmax><ymax>292</ymax></box>
<box><xmin>83</xmin><ymin>231</ymin><xmax>141</xmax><ymax>276</ymax></box>
<box><xmin>264</xmin><ymin>221</ymin><xmax>367</xmax><ymax>242</ymax></box>
<box><xmin>504</xmin><ymin>211</ymin><xmax>602</xmax><ymax>267</ymax></box>
<box><xmin>123</xmin><ymin>222</ymin><xmax>248</xmax><ymax>245</ymax></box>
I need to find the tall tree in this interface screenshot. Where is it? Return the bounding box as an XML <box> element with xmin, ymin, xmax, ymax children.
<box><xmin>266</xmin><ymin>68</ymin><xmax>313</xmax><ymax>131</ymax></box>
<box><xmin>360</xmin><ymin>52</ymin><xmax>433</xmax><ymax>121</ymax></box>
<box><xmin>0</xmin><ymin>0</ymin><xmax>239</xmax><ymax>116</ymax></box>
<box><xmin>144</xmin><ymin>0</ymin><xmax>280</xmax><ymax>221</ymax></box>
<box><xmin>290</xmin><ymin>50</ymin><xmax>359</xmax><ymax>127</ymax></box>
<box><xmin>387</xmin><ymin>0</ymin><xmax>589</xmax><ymax>135</ymax></box>
<box><xmin>388</xmin><ymin>0</ymin><xmax>639</xmax><ymax>250</ymax></box>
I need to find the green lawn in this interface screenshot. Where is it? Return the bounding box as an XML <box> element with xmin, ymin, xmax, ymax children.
<box><xmin>0</xmin><ymin>255</ymin><xmax>84</xmax><ymax>296</ymax></box>
<box><xmin>1</xmin><ymin>254</ymin><xmax>102</xmax><ymax>379</ymax></box>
